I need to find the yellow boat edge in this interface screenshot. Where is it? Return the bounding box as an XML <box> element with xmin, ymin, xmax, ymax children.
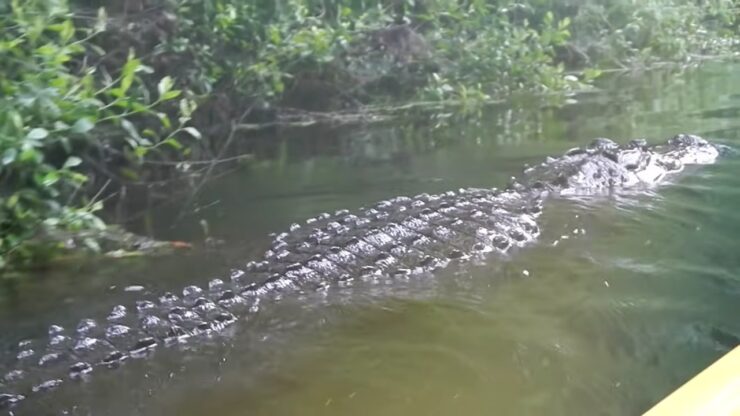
<box><xmin>644</xmin><ymin>346</ymin><xmax>740</xmax><ymax>416</ymax></box>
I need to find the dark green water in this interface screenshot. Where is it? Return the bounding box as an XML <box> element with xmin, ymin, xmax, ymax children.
<box><xmin>2</xmin><ymin>61</ymin><xmax>740</xmax><ymax>415</ymax></box>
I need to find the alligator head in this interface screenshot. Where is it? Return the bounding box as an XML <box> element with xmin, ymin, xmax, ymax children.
<box><xmin>521</xmin><ymin>134</ymin><xmax>719</xmax><ymax>195</ymax></box>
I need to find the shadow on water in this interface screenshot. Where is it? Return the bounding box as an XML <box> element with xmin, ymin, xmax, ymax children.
<box><xmin>2</xmin><ymin>61</ymin><xmax>740</xmax><ymax>415</ymax></box>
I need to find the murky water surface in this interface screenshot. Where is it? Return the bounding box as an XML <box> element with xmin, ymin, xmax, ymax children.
<box><xmin>2</xmin><ymin>62</ymin><xmax>740</xmax><ymax>415</ymax></box>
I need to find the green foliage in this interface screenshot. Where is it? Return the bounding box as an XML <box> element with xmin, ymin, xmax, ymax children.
<box><xmin>568</xmin><ymin>0</ymin><xmax>738</xmax><ymax>67</ymax></box>
<box><xmin>0</xmin><ymin>0</ymin><xmax>199</xmax><ymax>269</ymax></box>
<box><xmin>158</xmin><ymin>0</ymin><xmax>738</xmax><ymax>106</ymax></box>
<box><xmin>420</xmin><ymin>6</ymin><xmax>576</xmax><ymax>101</ymax></box>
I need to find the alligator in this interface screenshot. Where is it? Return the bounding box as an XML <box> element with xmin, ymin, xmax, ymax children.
<box><xmin>0</xmin><ymin>134</ymin><xmax>721</xmax><ymax>412</ymax></box>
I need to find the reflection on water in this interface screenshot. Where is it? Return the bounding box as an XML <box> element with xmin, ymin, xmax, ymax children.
<box><xmin>2</xmin><ymin>62</ymin><xmax>740</xmax><ymax>415</ymax></box>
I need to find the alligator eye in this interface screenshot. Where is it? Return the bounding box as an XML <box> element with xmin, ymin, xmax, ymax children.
<box><xmin>286</xmin><ymin>263</ymin><xmax>303</xmax><ymax>272</ymax></box>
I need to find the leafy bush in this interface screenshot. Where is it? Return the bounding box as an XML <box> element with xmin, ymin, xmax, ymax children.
<box><xmin>0</xmin><ymin>0</ymin><xmax>196</xmax><ymax>269</ymax></box>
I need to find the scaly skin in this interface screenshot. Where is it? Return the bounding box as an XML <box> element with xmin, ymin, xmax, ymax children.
<box><xmin>0</xmin><ymin>134</ymin><xmax>720</xmax><ymax>411</ymax></box>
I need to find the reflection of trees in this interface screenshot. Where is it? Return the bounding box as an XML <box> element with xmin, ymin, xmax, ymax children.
<box><xmin>112</xmin><ymin>62</ymin><xmax>740</xmax><ymax>241</ymax></box>
<box><xmin>194</xmin><ymin>62</ymin><xmax>740</xmax><ymax>168</ymax></box>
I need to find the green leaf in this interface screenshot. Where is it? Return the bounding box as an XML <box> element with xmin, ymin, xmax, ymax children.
<box><xmin>83</xmin><ymin>238</ymin><xmax>101</xmax><ymax>252</ymax></box>
<box><xmin>36</xmin><ymin>44</ymin><xmax>57</xmax><ymax>56</ymax></box>
<box><xmin>60</xmin><ymin>19</ymin><xmax>75</xmax><ymax>43</ymax></box>
<box><xmin>163</xmin><ymin>138</ymin><xmax>183</xmax><ymax>150</ymax></box>
<box><xmin>42</xmin><ymin>171</ymin><xmax>60</xmax><ymax>186</ymax></box>
<box><xmin>121</xmin><ymin>119</ymin><xmax>142</xmax><ymax>143</ymax></box>
<box><xmin>63</xmin><ymin>156</ymin><xmax>83</xmax><ymax>169</ymax></box>
<box><xmin>71</xmin><ymin>118</ymin><xmax>95</xmax><ymax>134</ymax></box>
<box><xmin>142</xmin><ymin>128</ymin><xmax>157</xmax><ymax>138</ymax></box>
<box><xmin>9</xmin><ymin>111</ymin><xmax>23</xmax><ymax>131</ymax></box>
<box><xmin>179</xmin><ymin>99</ymin><xmax>197</xmax><ymax>118</ymax></box>
<box><xmin>95</xmin><ymin>7</ymin><xmax>108</xmax><ymax>32</ymax></box>
<box><xmin>7</xmin><ymin>193</ymin><xmax>19</xmax><ymax>208</ymax></box>
<box><xmin>26</xmin><ymin>128</ymin><xmax>49</xmax><ymax>140</ymax></box>
<box><xmin>130</xmin><ymin>102</ymin><xmax>148</xmax><ymax>112</ymax></box>
<box><xmin>138</xmin><ymin>65</ymin><xmax>154</xmax><ymax>74</ymax></box>
<box><xmin>182</xmin><ymin>127</ymin><xmax>202</xmax><ymax>140</ymax></box>
<box><xmin>133</xmin><ymin>146</ymin><xmax>149</xmax><ymax>158</ymax></box>
<box><xmin>54</xmin><ymin>121</ymin><xmax>70</xmax><ymax>131</ymax></box>
<box><xmin>120</xmin><ymin>52</ymin><xmax>141</xmax><ymax>94</ymax></box>
<box><xmin>120</xmin><ymin>167</ymin><xmax>140</xmax><ymax>180</ymax></box>
<box><xmin>157</xmin><ymin>76</ymin><xmax>174</xmax><ymax>98</ymax></box>
<box><xmin>68</xmin><ymin>172</ymin><xmax>88</xmax><ymax>184</ymax></box>
<box><xmin>559</xmin><ymin>17</ymin><xmax>571</xmax><ymax>30</ymax></box>
<box><xmin>20</xmin><ymin>148</ymin><xmax>41</xmax><ymax>163</ymax></box>
<box><xmin>157</xmin><ymin>113</ymin><xmax>172</xmax><ymax>129</ymax></box>
<box><xmin>2</xmin><ymin>149</ymin><xmax>17</xmax><ymax>166</ymax></box>
<box><xmin>161</xmin><ymin>90</ymin><xmax>181</xmax><ymax>101</ymax></box>
<box><xmin>59</xmin><ymin>136</ymin><xmax>72</xmax><ymax>153</ymax></box>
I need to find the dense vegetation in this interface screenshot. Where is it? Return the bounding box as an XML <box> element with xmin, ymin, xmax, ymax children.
<box><xmin>1</xmin><ymin>0</ymin><xmax>738</xmax><ymax>270</ymax></box>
